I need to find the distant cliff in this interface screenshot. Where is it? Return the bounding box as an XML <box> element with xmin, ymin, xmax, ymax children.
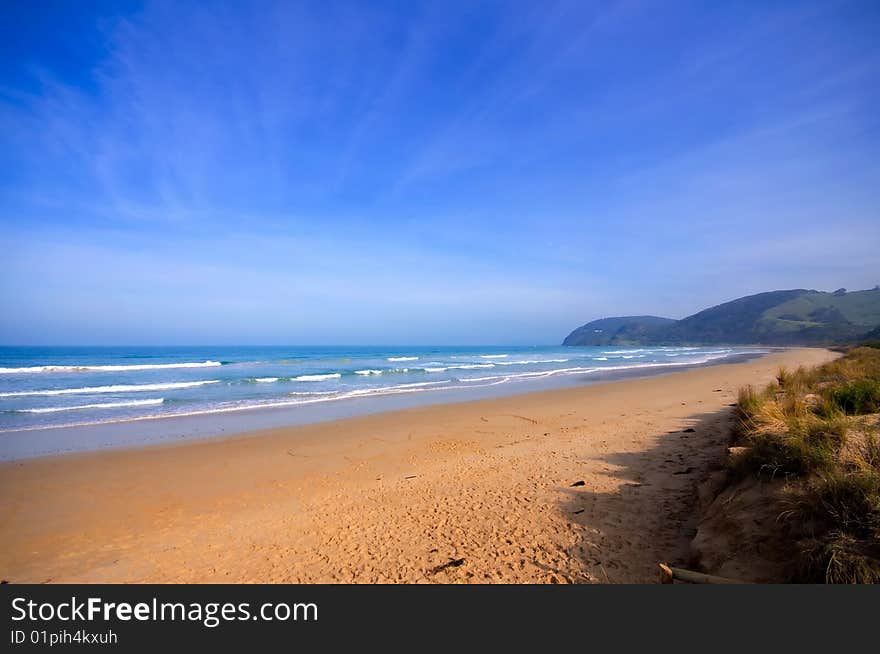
<box><xmin>563</xmin><ymin>287</ymin><xmax>880</xmax><ymax>346</ymax></box>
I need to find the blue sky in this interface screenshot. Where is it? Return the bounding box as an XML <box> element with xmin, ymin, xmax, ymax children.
<box><xmin>1</xmin><ymin>0</ymin><xmax>879</xmax><ymax>345</ymax></box>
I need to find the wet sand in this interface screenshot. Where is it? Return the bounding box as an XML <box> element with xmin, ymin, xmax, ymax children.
<box><xmin>0</xmin><ymin>347</ymin><xmax>836</xmax><ymax>584</ymax></box>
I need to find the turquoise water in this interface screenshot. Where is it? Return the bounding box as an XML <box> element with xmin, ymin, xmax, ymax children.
<box><xmin>0</xmin><ymin>345</ymin><xmax>764</xmax><ymax>436</ymax></box>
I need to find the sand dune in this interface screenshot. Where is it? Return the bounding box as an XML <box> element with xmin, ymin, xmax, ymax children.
<box><xmin>0</xmin><ymin>348</ymin><xmax>836</xmax><ymax>584</ymax></box>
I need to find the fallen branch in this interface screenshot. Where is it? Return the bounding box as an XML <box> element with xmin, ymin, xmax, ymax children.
<box><xmin>658</xmin><ymin>563</ymin><xmax>749</xmax><ymax>584</ymax></box>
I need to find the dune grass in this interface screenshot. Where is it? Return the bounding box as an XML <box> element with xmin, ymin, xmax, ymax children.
<box><xmin>733</xmin><ymin>346</ymin><xmax>880</xmax><ymax>582</ymax></box>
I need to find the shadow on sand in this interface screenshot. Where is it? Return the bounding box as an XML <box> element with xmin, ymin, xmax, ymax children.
<box><xmin>556</xmin><ymin>406</ymin><xmax>736</xmax><ymax>583</ymax></box>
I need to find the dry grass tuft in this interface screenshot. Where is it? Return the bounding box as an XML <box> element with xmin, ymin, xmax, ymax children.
<box><xmin>732</xmin><ymin>346</ymin><xmax>880</xmax><ymax>582</ymax></box>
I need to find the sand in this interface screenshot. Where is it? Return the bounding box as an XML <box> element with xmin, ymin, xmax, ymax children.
<box><xmin>0</xmin><ymin>347</ymin><xmax>837</xmax><ymax>584</ymax></box>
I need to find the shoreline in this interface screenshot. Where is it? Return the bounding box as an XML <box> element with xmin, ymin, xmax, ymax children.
<box><xmin>0</xmin><ymin>347</ymin><xmax>837</xmax><ymax>583</ymax></box>
<box><xmin>0</xmin><ymin>348</ymin><xmax>772</xmax><ymax>461</ymax></box>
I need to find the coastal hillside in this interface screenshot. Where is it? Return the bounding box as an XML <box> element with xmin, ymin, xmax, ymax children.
<box><xmin>563</xmin><ymin>287</ymin><xmax>880</xmax><ymax>346</ymax></box>
<box><xmin>560</xmin><ymin>316</ymin><xmax>676</xmax><ymax>347</ymax></box>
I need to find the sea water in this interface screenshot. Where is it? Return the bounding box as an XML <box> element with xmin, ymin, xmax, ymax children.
<box><xmin>0</xmin><ymin>345</ymin><xmax>766</xmax><ymax>458</ymax></box>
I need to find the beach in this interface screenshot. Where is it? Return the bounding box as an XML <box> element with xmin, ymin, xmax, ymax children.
<box><xmin>0</xmin><ymin>347</ymin><xmax>836</xmax><ymax>584</ymax></box>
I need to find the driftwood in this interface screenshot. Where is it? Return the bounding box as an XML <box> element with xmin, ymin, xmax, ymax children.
<box><xmin>658</xmin><ymin>563</ymin><xmax>749</xmax><ymax>585</ymax></box>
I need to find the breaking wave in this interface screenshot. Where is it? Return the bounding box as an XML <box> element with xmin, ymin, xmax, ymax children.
<box><xmin>0</xmin><ymin>361</ymin><xmax>223</xmax><ymax>374</ymax></box>
<box><xmin>292</xmin><ymin>373</ymin><xmax>342</xmax><ymax>382</ymax></box>
<box><xmin>0</xmin><ymin>380</ymin><xmax>219</xmax><ymax>398</ymax></box>
<box><xmin>14</xmin><ymin>398</ymin><xmax>165</xmax><ymax>413</ymax></box>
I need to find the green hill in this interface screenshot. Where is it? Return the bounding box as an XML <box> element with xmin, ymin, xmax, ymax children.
<box><xmin>561</xmin><ymin>316</ymin><xmax>675</xmax><ymax>346</ymax></box>
<box><xmin>563</xmin><ymin>287</ymin><xmax>880</xmax><ymax>346</ymax></box>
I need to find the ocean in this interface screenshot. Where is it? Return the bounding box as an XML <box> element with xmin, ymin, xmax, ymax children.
<box><xmin>0</xmin><ymin>345</ymin><xmax>766</xmax><ymax>458</ymax></box>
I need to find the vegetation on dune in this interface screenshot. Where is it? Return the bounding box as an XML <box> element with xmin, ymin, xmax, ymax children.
<box><xmin>732</xmin><ymin>346</ymin><xmax>880</xmax><ymax>582</ymax></box>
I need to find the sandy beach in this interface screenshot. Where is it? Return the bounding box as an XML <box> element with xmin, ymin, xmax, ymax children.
<box><xmin>0</xmin><ymin>347</ymin><xmax>837</xmax><ymax>584</ymax></box>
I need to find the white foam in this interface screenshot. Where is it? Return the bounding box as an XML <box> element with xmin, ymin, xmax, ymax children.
<box><xmin>505</xmin><ymin>366</ymin><xmax>598</xmax><ymax>379</ymax></box>
<box><xmin>464</xmin><ymin>353</ymin><xmax>746</xmax><ymax>382</ymax></box>
<box><xmin>373</xmin><ymin>380</ymin><xmax>450</xmax><ymax>390</ymax></box>
<box><xmin>292</xmin><ymin>373</ymin><xmax>342</xmax><ymax>382</ymax></box>
<box><xmin>495</xmin><ymin>358</ymin><xmax>569</xmax><ymax>365</ymax></box>
<box><xmin>387</xmin><ymin>356</ymin><xmax>418</xmax><ymax>362</ymax></box>
<box><xmin>17</xmin><ymin>398</ymin><xmax>165</xmax><ymax>413</ymax></box>
<box><xmin>254</xmin><ymin>377</ymin><xmax>279</xmax><ymax>383</ymax></box>
<box><xmin>462</xmin><ymin>374</ymin><xmax>507</xmax><ymax>382</ymax></box>
<box><xmin>0</xmin><ymin>361</ymin><xmax>222</xmax><ymax>374</ymax></box>
<box><xmin>355</xmin><ymin>369</ymin><xmax>383</xmax><ymax>375</ymax></box>
<box><xmin>288</xmin><ymin>390</ymin><xmax>340</xmax><ymax>397</ymax></box>
<box><xmin>0</xmin><ymin>380</ymin><xmax>219</xmax><ymax>398</ymax></box>
<box><xmin>423</xmin><ymin>367</ymin><xmax>447</xmax><ymax>372</ymax></box>
<box><xmin>593</xmin><ymin>357</ymin><xmax>608</xmax><ymax>361</ymax></box>
<box><xmin>479</xmin><ymin>354</ymin><xmax>508</xmax><ymax>359</ymax></box>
